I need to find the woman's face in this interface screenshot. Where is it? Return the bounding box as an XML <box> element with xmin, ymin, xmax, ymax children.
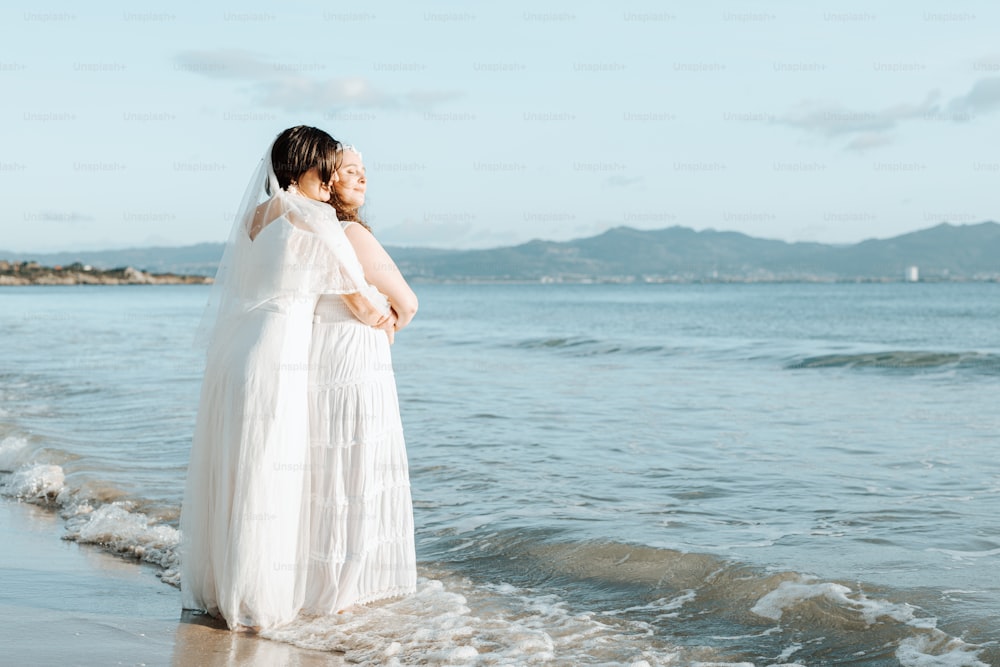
<box><xmin>333</xmin><ymin>151</ymin><xmax>366</xmax><ymax>209</ymax></box>
<box><xmin>294</xmin><ymin>167</ymin><xmax>333</xmax><ymax>202</ymax></box>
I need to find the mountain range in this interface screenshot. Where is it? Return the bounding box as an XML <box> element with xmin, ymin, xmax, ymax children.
<box><xmin>3</xmin><ymin>221</ymin><xmax>999</xmax><ymax>282</ymax></box>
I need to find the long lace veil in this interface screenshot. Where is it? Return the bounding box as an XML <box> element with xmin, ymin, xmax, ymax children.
<box><xmin>193</xmin><ymin>141</ymin><xmax>386</xmax><ymax>350</ymax></box>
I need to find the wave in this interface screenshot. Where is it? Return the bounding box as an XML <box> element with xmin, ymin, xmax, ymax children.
<box><xmin>0</xmin><ymin>434</ymin><xmax>181</xmax><ymax>584</ymax></box>
<box><xmin>512</xmin><ymin>336</ymin><xmax>1000</xmax><ymax>379</ymax></box>
<box><xmin>264</xmin><ymin>573</ymin><xmax>682</xmax><ymax>666</ymax></box>
<box><xmin>510</xmin><ymin>334</ymin><xmax>1000</xmax><ymax>381</ymax></box>
<box><xmin>417</xmin><ymin>533</ymin><xmax>995</xmax><ymax>666</ymax></box>
<box><xmin>1</xmin><ymin>430</ymin><xmax>683</xmax><ymax>664</ymax></box>
<box><xmin>786</xmin><ymin>350</ymin><xmax>1000</xmax><ymax>374</ymax></box>
<box><xmin>511</xmin><ymin>336</ymin><xmax>669</xmax><ymax>357</ymax></box>
<box><xmin>2</xmin><ymin>431</ymin><xmax>994</xmax><ymax>665</ymax></box>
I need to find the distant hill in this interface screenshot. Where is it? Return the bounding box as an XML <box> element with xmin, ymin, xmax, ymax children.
<box><xmin>3</xmin><ymin>221</ymin><xmax>999</xmax><ymax>282</ymax></box>
<box><xmin>390</xmin><ymin>221</ymin><xmax>1000</xmax><ymax>281</ymax></box>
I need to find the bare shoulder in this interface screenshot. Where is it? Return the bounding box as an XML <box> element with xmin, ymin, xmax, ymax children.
<box><xmin>342</xmin><ymin>220</ymin><xmax>370</xmax><ymax>238</ymax></box>
<box><xmin>345</xmin><ymin>223</ymin><xmax>384</xmax><ymax>249</ymax></box>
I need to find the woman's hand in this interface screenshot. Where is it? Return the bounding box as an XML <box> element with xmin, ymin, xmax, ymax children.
<box><xmin>344</xmin><ymin>224</ymin><xmax>418</xmax><ymax>332</ymax></box>
<box><xmin>341</xmin><ymin>291</ymin><xmax>389</xmax><ymax>328</ymax></box>
<box><xmin>375</xmin><ymin>308</ymin><xmax>398</xmax><ymax>345</ymax></box>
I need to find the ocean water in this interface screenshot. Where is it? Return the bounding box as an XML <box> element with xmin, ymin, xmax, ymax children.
<box><xmin>1</xmin><ymin>282</ymin><xmax>998</xmax><ymax>666</ymax></box>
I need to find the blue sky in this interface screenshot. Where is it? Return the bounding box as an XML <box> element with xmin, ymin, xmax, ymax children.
<box><xmin>3</xmin><ymin>0</ymin><xmax>999</xmax><ymax>252</ymax></box>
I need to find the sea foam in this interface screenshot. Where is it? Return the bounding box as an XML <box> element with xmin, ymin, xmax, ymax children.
<box><xmin>64</xmin><ymin>502</ymin><xmax>181</xmax><ymax>583</ymax></box>
<box><xmin>6</xmin><ymin>463</ymin><xmax>65</xmax><ymax>501</ymax></box>
<box><xmin>751</xmin><ymin>576</ymin><xmax>920</xmax><ymax>625</ymax></box>
<box><xmin>263</xmin><ymin>575</ymin><xmax>682</xmax><ymax>666</ymax></box>
<box><xmin>896</xmin><ymin>634</ymin><xmax>990</xmax><ymax>667</ymax></box>
<box><xmin>0</xmin><ymin>435</ymin><xmax>182</xmax><ymax>585</ymax></box>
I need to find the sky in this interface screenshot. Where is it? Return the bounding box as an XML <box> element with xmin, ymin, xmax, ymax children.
<box><xmin>2</xmin><ymin>0</ymin><xmax>999</xmax><ymax>253</ymax></box>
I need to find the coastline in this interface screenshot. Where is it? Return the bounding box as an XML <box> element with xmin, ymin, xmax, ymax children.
<box><xmin>0</xmin><ymin>499</ymin><xmax>343</xmax><ymax>666</ymax></box>
<box><xmin>0</xmin><ymin>260</ymin><xmax>211</xmax><ymax>285</ymax></box>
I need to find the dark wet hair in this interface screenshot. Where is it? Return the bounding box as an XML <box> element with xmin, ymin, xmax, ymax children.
<box><xmin>270</xmin><ymin>125</ymin><xmax>340</xmax><ymax>191</ymax></box>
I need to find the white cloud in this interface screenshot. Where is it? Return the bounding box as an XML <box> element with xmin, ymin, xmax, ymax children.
<box><xmin>174</xmin><ymin>49</ymin><xmax>461</xmax><ymax>112</ymax></box>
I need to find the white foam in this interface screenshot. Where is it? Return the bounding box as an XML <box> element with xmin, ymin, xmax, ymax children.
<box><xmin>896</xmin><ymin>633</ymin><xmax>989</xmax><ymax>667</ymax></box>
<box><xmin>751</xmin><ymin>577</ymin><xmax>920</xmax><ymax>626</ymax></box>
<box><xmin>774</xmin><ymin>642</ymin><xmax>803</xmax><ymax>662</ymax></box>
<box><xmin>751</xmin><ymin>578</ymin><xmax>849</xmax><ymax>621</ymax></box>
<box><xmin>605</xmin><ymin>590</ymin><xmax>697</xmax><ymax>621</ymax></box>
<box><xmin>5</xmin><ymin>463</ymin><xmax>65</xmax><ymax>501</ymax></box>
<box><xmin>263</xmin><ymin>576</ymin><xmax>680</xmax><ymax>665</ymax></box>
<box><xmin>64</xmin><ymin>502</ymin><xmax>181</xmax><ymax>579</ymax></box>
<box><xmin>927</xmin><ymin>546</ymin><xmax>1000</xmax><ymax>560</ymax></box>
<box><xmin>1</xmin><ymin>436</ymin><xmax>67</xmax><ymax>504</ymax></box>
<box><xmin>1</xmin><ymin>442</ymin><xmax>183</xmax><ymax>586</ymax></box>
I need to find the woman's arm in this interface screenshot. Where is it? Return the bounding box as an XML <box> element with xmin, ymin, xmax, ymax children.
<box><xmin>344</xmin><ymin>223</ymin><xmax>419</xmax><ymax>331</ymax></box>
<box><xmin>341</xmin><ymin>292</ymin><xmax>390</xmax><ymax>327</ymax></box>
<box><xmin>341</xmin><ymin>292</ymin><xmax>395</xmax><ymax>344</ymax></box>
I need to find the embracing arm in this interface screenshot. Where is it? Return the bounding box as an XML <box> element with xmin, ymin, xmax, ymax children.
<box><xmin>344</xmin><ymin>223</ymin><xmax>419</xmax><ymax>331</ymax></box>
<box><xmin>341</xmin><ymin>292</ymin><xmax>390</xmax><ymax>327</ymax></box>
<box><xmin>340</xmin><ymin>288</ymin><xmax>397</xmax><ymax>344</ymax></box>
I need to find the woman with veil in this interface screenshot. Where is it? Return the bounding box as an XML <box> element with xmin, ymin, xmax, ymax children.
<box><xmin>179</xmin><ymin>126</ymin><xmax>417</xmax><ymax>631</ymax></box>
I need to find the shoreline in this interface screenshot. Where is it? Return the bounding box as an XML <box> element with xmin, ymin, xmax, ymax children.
<box><xmin>0</xmin><ymin>262</ymin><xmax>211</xmax><ymax>285</ymax></box>
<box><xmin>0</xmin><ymin>499</ymin><xmax>343</xmax><ymax>666</ymax></box>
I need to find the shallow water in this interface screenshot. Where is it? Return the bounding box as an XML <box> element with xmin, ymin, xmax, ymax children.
<box><xmin>1</xmin><ymin>283</ymin><xmax>998</xmax><ymax>665</ymax></box>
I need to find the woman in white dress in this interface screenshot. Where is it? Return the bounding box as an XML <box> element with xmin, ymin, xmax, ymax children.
<box><xmin>180</xmin><ymin>127</ymin><xmax>409</xmax><ymax>631</ymax></box>
<box><xmin>304</xmin><ymin>144</ymin><xmax>419</xmax><ymax>614</ymax></box>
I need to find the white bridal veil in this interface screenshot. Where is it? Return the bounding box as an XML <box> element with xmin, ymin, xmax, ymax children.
<box><xmin>194</xmin><ymin>142</ymin><xmax>386</xmax><ymax>349</ymax></box>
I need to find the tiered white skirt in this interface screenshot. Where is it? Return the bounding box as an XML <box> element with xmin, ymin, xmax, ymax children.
<box><xmin>302</xmin><ymin>296</ymin><xmax>417</xmax><ymax>613</ymax></box>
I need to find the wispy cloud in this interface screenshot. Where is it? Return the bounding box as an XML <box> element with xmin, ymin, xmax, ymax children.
<box><xmin>948</xmin><ymin>77</ymin><xmax>1000</xmax><ymax>117</ymax></box>
<box><xmin>775</xmin><ymin>77</ymin><xmax>1000</xmax><ymax>150</ymax></box>
<box><xmin>775</xmin><ymin>92</ymin><xmax>938</xmax><ymax>150</ymax></box>
<box><xmin>174</xmin><ymin>49</ymin><xmax>461</xmax><ymax>112</ymax></box>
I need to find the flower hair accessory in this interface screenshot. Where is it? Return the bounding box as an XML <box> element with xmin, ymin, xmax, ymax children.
<box><xmin>338</xmin><ymin>144</ymin><xmax>362</xmax><ymax>160</ymax></box>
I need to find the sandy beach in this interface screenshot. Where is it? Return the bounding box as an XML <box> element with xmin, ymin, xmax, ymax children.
<box><xmin>0</xmin><ymin>500</ymin><xmax>345</xmax><ymax>667</ymax></box>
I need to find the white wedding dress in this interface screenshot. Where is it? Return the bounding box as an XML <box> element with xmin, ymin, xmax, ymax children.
<box><xmin>181</xmin><ymin>215</ymin><xmax>416</xmax><ymax>629</ymax></box>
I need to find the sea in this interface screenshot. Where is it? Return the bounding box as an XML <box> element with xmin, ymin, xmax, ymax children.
<box><xmin>1</xmin><ymin>282</ymin><xmax>997</xmax><ymax>666</ymax></box>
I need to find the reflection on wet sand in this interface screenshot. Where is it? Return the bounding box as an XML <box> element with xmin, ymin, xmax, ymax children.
<box><xmin>172</xmin><ymin>611</ymin><xmax>346</xmax><ymax>667</ymax></box>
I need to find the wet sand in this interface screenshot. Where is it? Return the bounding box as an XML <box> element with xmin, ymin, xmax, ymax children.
<box><xmin>0</xmin><ymin>500</ymin><xmax>345</xmax><ymax>666</ymax></box>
